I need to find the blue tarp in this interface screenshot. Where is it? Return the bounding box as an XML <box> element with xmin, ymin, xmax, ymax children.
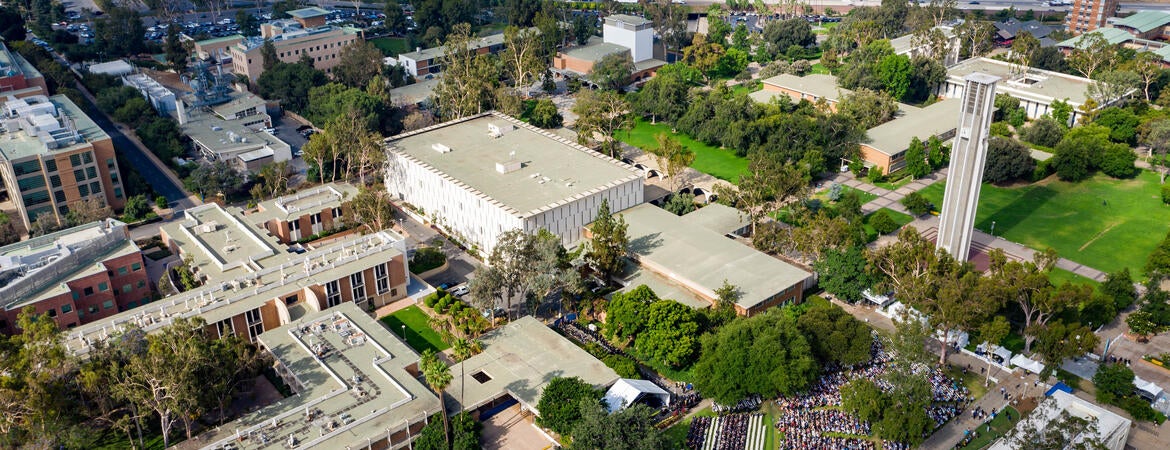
<box><xmin>1045</xmin><ymin>381</ymin><xmax>1074</xmax><ymax>396</ymax></box>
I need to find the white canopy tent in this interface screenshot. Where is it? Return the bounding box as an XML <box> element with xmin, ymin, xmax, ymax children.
<box><xmin>1134</xmin><ymin>376</ymin><xmax>1164</xmax><ymax>402</ymax></box>
<box><xmin>603</xmin><ymin>379</ymin><xmax>671</xmax><ymax>413</ymax></box>
<box><xmin>1011</xmin><ymin>354</ymin><xmax>1046</xmax><ymax>374</ymax></box>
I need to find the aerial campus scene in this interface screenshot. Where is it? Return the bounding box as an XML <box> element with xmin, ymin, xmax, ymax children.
<box><xmin>5</xmin><ymin>0</ymin><xmax>1170</xmax><ymax>448</ymax></box>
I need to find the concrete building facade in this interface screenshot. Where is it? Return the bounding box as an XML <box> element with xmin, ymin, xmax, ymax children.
<box><xmin>230</xmin><ymin>7</ymin><xmax>362</xmax><ymax>81</ymax></box>
<box><xmin>1068</xmin><ymin>0</ymin><xmax>1121</xmax><ymax>34</ymax></box>
<box><xmin>0</xmin><ymin>219</ymin><xmax>149</xmax><ymax>334</ymax></box>
<box><xmin>937</xmin><ymin>73</ymin><xmax>999</xmax><ymax>262</ymax></box>
<box><xmin>0</xmin><ymin>95</ymin><xmax>125</xmax><ymax>231</ymax></box>
<box><xmin>385</xmin><ymin>112</ymin><xmax>644</xmax><ymax>253</ymax></box>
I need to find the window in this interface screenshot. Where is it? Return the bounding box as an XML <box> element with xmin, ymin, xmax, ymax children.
<box><xmin>90</xmin><ymin>182</ymin><xmax>101</xmax><ymax>194</ymax></box>
<box><xmin>311</xmin><ymin>213</ymin><xmax>321</xmax><ymax>225</ymax></box>
<box><xmin>49</xmin><ymin>175</ymin><xmax>61</xmax><ymax>188</ymax></box>
<box><xmin>118</xmin><ymin>266</ymin><xmax>128</xmax><ymax>275</ymax></box>
<box><xmin>285</xmin><ymin>295</ymin><xmax>298</xmax><ymax>305</ymax></box>
<box><xmin>86</xmin><ymin>167</ymin><xmax>97</xmax><ymax>179</ymax></box>
<box><xmin>102</xmin><ymin>300</ymin><xmax>114</xmax><ymax>309</ymax></box>
<box><xmin>215</xmin><ymin>318</ymin><xmax>234</xmax><ymax>338</ymax></box>
<box><xmin>245</xmin><ymin>308</ymin><xmax>264</xmax><ymax>340</ymax></box>
<box><xmin>79</xmin><ymin>184</ymin><xmax>89</xmax><ymax>197</ymax></box>
<box><xmin>332</xmin><ymin>207</ymin><xmax>342</xmax><ymax>219</ymax></box>
<box><xmin>375</xmin><ymin>263</ymin><xmax>390</xmax><ymax>295</ymax></box>
<box><xmin>471</xmin><ymin>371</ymin><xmax>492</xmax><ymax>383</ymax></box>
<box><xmin>22</xmin><ymin>190</ymin><xmax>50</xmax><ymax>206</ymax></box>
<box><xmin>74</xmin><ymin>169</ymin><xmax>86</xmax><ymax>182</ymax></box>
<box><xmin>45</xmin><ymin>159</ymin><xmax>57</xmax><ymax>172</ymax></box>
<box><xmin>350</xmin><ymin>272</ymin><xmax>366</xmax><ymax>303</ymax></box>
<box><xmin>131</xmin><ymin>262</ymin><xmax>142</xmax><ymax>271</ymax></box>
<box><xmin>114</xmin><ymin>187</ymin><xmax>122</xmax><ymax>199</ymax></box>
<box><xmin>137</xmin><ymin>280</ymin><xmax>146</xmax><ymax>289</ymax></box>
<box><xmin>54</xmin><ymin>190</ymin><xmax>66</xmax><ymax>203</ymax></box>
<box><xmin>82</xmin><ymin>152</ymin><xmax>93</xmax><ymax>164</ymax></box>
<box><xmin>98</xmin><ymin>282</ymin><xmax>108</xmax><ymax>292</ymax></box>
<box><xmin>84</xmin><ymin>286</ymin><xmax>94</xmax><ymax>296</ymax></box>
<box><xmin>70</xmin><ymin>154</ymin><xmax>82</xmax><ymax>167</ymax></box>
<box><xmin>107</xmin><ymin>158</ymin><xmax>115</xmax><ymax>168</ymax></box>
<box><xmin>18</xmin><ymin>175</ymin><xmax>46</xmax><ymax>191</ymax></box>
<box><xmin>122</xmin><ymin>284</ymin><xmax>132</xmax><ymax>293</ymax></box>
<box><xmin>61</xmin><ymin>304</ymin><xmax>72</xmax><ymax>314</ymax></box>
<box><xmin>325</xmin><ymin>280</ymin><xmax>342</xmax><ymax>307</ymax></box>
<box><xmin>47</xmin><ymin>308</ymin><xmax>57</xmax><ymax>318</ymax></box>
<box><xmin>88</xmin><ymin>305</ymin><xmax>98</xmax><ymax>314</ymax></box>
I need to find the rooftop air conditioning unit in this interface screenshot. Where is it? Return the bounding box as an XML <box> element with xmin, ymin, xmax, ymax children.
<box><xmin>432</xmin><ymin>143</ymin><xmax>452</xmax><ymax>153</ymax></box>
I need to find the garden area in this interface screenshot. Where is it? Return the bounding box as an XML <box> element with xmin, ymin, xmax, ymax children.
<box><xmin>918</xmin><ymin>171</ymin><xmax>1170</xmax><ymax>277</ymax></box>
<box><xmin>379</xmin><ymin>305</ymin><xmax>450</xmax><ymax>353</ymax></box>
<box><xmin>370</xmin><ymin>36</ymin><xmax>410</xmax><ymax>56</ymax></box>
<box><xmin>618</xmin><ymin>118</ymin><xmax>750</xmax><ymax>183</ymax></box>
<box><xmin>954</xmin><ymin>406</ymin><xmax>1020</xmax><ymax>450</ymax></box>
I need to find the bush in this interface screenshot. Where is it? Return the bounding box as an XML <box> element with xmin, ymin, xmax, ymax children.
<box><xmin>155</xmin><ymin>195</ymin><xmax>168</xmax><ymax>209</ymax></box>
<box><xmin>1163</xmin><ymin>184</ymin><xmax>1170</xmax><ymax>205</ymax></box>
<box><xmin>868</xmin><ymin>210</ymin><xmax>899</xmax><ymax>234</ymax></box>
<box><xmin>901</xmin><ymin>192</ymin><xmax>932</xmax><ymax>216</ymax></box>
<box><xmin>867</xmin><ymin>167</ymin><xmax>884</xmax><ymax>183</ymax></box>
<box><xmin>983</xmin><ymin>137</ymin><xmax>1035</xmax><ymax>184</ymax></box>
<box><xmin>1032</xmin><ymin>158</ymin><xmax>1055</xmax><ymax>182</ymax></box>
<box><xmin>1098</xmin><ymin>145</ymin><xmax>1138</xmax><ymax>179</ymax></box>
<box><xmin>410</xmin><ymin>246</ymin><xmax>447</xmax><ymax>274</ymax></box>
<box><xmin>424</xmin><ymin>293</ymin><xmax>440</xmax><ymax>308</ymax></box>
<box><xmin>601</xmin><ymin>354</ymin><xmax>640</xmax><ymax>379</ymax></box>
<box><xmin>435</xmin><ymin>295</ymin><xmax>453</xmax><ymax>313</ymax></box>
<box><xmin>528</xmin><ymin>98</ymin><xmax>564</xmax><ymax>129</ymax></box>
<box><xmin>1021</xmin><ymin>116</ymin><xmax>1065</xmax><ymax>148</ymax></box>
<box><xmin>990</xmin><ymin>121</ymin><xmax>1012</xmax><ymax>137</ymax></box>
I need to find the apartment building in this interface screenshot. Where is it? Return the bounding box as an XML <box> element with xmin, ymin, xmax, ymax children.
<box><xmin>0</xmin><ymin>219</ymin><xmax>149</xmax><ymax>334</ymax></box>
<box><xmin>395</xmin><ymin>33</ymin><xmax>507</xmax><ymax>77</ymax></box>
<box><xmin>0</xmin><ymin>95</ymin><xmax>125</xmax><ymax>231</ymax></box>
<box><xmin>1068</xmin><ymin>0</ymin><xmax>1120</xmax><ymax>34</ymax></box>
<box><xmin>0</xmin><ymin>42</ymin><xmax>48</xmax><ymax>99</ymax></box>
<box><xmin>230</xmin><ymin>7</ymin><xmax>363</xmax><ymax>81</ymax></box>
<box><xmin>249</xmin><ymin>182</ymin><xmax>358</xmax><ymax>244</ymax></box>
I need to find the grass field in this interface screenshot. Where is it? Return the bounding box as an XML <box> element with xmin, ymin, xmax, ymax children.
<box><xmin>874</xmin><ymin>174</ymin><xmax>914</xmax><ymax>191</ymax></box>
<box><xmin>619</xmin><ymin>119</ymin><xmax>750</xmax><ymax>183</ymax></box>
<box><xmin>810</xmin><ymin>63</ymin><xmax>830</xmax><ymax>75</ymax></box>
<box><xmin>918</xmin><ymin>172</ymin><xmax>1170</xmax><ymax>277</ymax></box>
<box><xmin>731</xmin><ymin>81</ymin><xmax>763</xmax><ymax>95</ymax></box>
<box><xmin>379</xmin><ymin>306</ymin><xmax>450</xmax><ymax>353</ymax></box>
<box><xmin>814</xmin><ymin>185</ymin><xmax>878</xmax><ymax>205</ymax></box>
<box><xmin>370</xmin><ymin>37</ymin><xmax>410</xmax><ymax>56</ymax></box>
<box><xmin>863</xmin><ymin>208</ymin><xmax>915</xmax><ymax>240</ymax></box>
<box><xmin>1049</xmin><ymin>267</ymin><xmax>1101</xmax><ymax>289</ymax></box>
<box><xmin>956</xmin><ymin>406</ymin><xmax>1020</xmax><ymax>450</ymax></box>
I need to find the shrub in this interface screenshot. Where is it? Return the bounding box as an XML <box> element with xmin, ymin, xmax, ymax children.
<box><xmin>436</xmin><ymin>295</ymin><xmax>453</xmax><ymax>313</ymax></box>
<box><xmin>424</xmin><ymin>292</ymin><xmax>440</xmax><ymax>308</ymax></box>
<box><xmin>601</xmin><ymin>354</ymin><xmax>640</xmax><ymax>379</ymax></box>
<box><xmin>1098</xmin><ymin>145</ymin><xmax>1138</xmax><ymax>179</ymax></box>
<box><xmin>901</xmin><ymin>192</ymin><xmax>932</xmax><ymax>216</ymax></box>
<box><xmin>990</xmin><ymin>121</ymin><xmax>1012</xmax><ymax>137</ymax></box>
<box><xmin>869</xmin><ymin>210</ymin><xmax>899</xmax><ymax>234</ymax></box>
<box><xmin>1163</xmin><ymin>184</ymin><xmax>1170</xmax><ymax>205</ymax></box>
<box><xmin>867</xmin><ymin>167</ymin><xmax>884</xmax><ymax>183</ymax></box>
<box><xmin>1033</xmin><ymin>158</ymin><xmax>1055</xmax><ymax>182</ymax></box>
<box><xmin>410</xmin><ymin>246</ymin><xmax>447</xmax><ymax>274</ymax></box>
<box><xmin>1021</xmin><ymin>116</ymin><xmax>1065</xmax><ymax>148</ymax></box>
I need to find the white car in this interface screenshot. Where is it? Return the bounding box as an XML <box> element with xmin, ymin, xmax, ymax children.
<box><xmin>451</xmin><ymin>285</ymin><xmax>470</xmax><ymax>297</ymax></box>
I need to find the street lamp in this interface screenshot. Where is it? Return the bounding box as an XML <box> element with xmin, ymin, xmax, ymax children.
<box><xmin>991</xmin><ymin>221</ymin><xmax>996</xmax><ymax>237</ymax></box>
<box><xmin>400</xmin><ymin>325</ymin><xmax>405</xmax><ymax>340</ymax></box>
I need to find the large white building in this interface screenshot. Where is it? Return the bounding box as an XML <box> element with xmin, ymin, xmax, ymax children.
<box><xmin>385</xmin><ymin>112</ymin><xmax>644</xmax><ymax>253</ymax></box>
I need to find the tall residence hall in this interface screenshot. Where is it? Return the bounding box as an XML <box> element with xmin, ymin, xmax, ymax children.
<box><xmin>0</xmin><ymin>42</ymin><xmax>48</xmax><ymax>99</ymax></box>
<box><xmin>385</xmin><ymin>112</ymin><xmax>644</xmax><ymax>253</ymax></box>
<box><xmin>0</xmin><ymin>219</ymin><xmax>148</xmax><ymax>334</ymax></box>
<box><xmin>61</xmin><ymin>200</ymin><xmax>412</xmax><ymax>351</ymax></box>
<box><xmin>0</xmin><ymin>94</ymin><xmax>125</xmax><ymax>231</ymax></box>
<box><xmin>231</xmin><ymin>7</ymin><xmax>362</xmax><ymax>81</ymax></box>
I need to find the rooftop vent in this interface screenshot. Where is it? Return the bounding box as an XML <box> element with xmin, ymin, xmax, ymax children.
<box><xmin>432</xmin><ymin>143</ymin><xmax>452</xmax><ymax>153</ymax></box>
<box><xmin>495</xmin><ymin>160</ymin><xmax>522</xmax><ymax>174</ymax></box>
<box><xmin>487</xmin><ymin>122</ymin><xmax>515</xmax><ymax>138</ymax></box>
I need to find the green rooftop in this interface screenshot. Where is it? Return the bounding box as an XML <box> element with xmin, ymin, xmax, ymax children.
<box><xmin>1057</xmin><ymin>27</ymin><xmax>1135</xmax><ymax>48</ymax></box>
<box><xmin>864</xmin><ymin>100</ymin><xmax>961</xmax><ymax>156</ymax></box>
<box><xmin>194</xmin><ymin>34</ymin><xmax>244</xmax><ymax>46</ymax></box>
<box><xmin>1113</xmin><ymin>10</ymin><xmax>1170</xmax><ymax>33</ymax></box>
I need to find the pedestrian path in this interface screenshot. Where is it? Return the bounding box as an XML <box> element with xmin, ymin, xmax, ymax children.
<box><xmin>819</xmin><ymin>168</ymin><xmax>949</xmax><ymax>215</ymax></box>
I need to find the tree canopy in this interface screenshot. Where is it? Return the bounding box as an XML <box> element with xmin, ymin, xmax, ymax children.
<box><xmin>693</xmin><ymin>309</ymin><xmax>818</xmax><ymax>404</ymax></box>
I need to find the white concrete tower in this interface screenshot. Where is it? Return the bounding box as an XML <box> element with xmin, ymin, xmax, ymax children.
<box><xmin>936</xmin><ymin>73</ymin><xmax>1000</xmax><ymax>261</ymax></box>
<box><xmin>603</xmin><ymin>14</ymin><xmax>654</xmax><ymax>63</ymax></box>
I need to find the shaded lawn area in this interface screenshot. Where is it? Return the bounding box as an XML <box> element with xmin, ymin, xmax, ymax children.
<box><xmin>619</xmin><ymin>119</ymin><xmax>749</xmax><ymax>183</ymax></box>
<box><xmin>863</xmin><ymin>208</ymin><xmax>915</xmax><ymax>241</ymax></box>
<box><xmin>379</xmin><ymin>306</ymin><xmax>450</xmax><ymax>353</ymax></box>
<box><xmin>810</xmin><ymin>63</ymin><xmax>830</xmax><ymax>74</ymax></box>
<box><xmin>956</xmin><ymin>406</ymin><xmax>1020</xmax><ymax>450</ymax></box>
<box><xmin>632</xmin><ymin>347</ymin><xmax>697</xmax><ymax>384</ymax></box>
<box><xmin>814</xmin><ymin>185</ymin><xmax>878</xmax><ymax>204</ymax></box>
<box><xmin>370</xmin><ymin>37</ymin><xmax>409</xmax><ymax>56</ymax></box>
<box><xmin>874</xmin><ymin>173</ymin><xmax>914</xmax><ymax>191</ymax></box>
<box><xmin>918</xmin><ymin>172</ymin><xmax>1170</xmax><ymax>277</ymax></box>
<box><xmin>1049</xmin><ymin>267</ymin><xmax>1101</xmax><ymax>290</ymax></box>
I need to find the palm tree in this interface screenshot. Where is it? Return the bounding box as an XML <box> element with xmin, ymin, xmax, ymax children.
<box><xmin>419</xmin><ymin>349</ymin><xmax>453</xmax><ymax>445</ymax></box>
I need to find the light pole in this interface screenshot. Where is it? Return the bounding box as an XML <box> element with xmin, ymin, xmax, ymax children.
<box><xmin>400</xmin><ymin>325</ymin><xmax>405</xmax><ymax>340</ymax></box>
<box><xmin>991</xmin><ymin>221</ymin><xmax>996</xmax><ymax>237</ymax></box>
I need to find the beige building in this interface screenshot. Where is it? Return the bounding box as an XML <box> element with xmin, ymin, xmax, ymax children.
<box><xmin>1068</xmin><ymin>0</ymin><xmax>1120</xmax><ymax>34</ymax></box>
<box><xmin>230</xmin><ymin>7</ymin><xmax>363</xmax><ymax>81</ymax></box>
<box><xmin>0</xmin><ymin>95</ymin><xmax>125</xmax><ymax>231</ymax></box>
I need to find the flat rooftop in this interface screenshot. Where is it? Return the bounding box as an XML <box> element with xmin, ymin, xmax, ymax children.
<box><xmin>683</xmin><ymin>203</ymin><xmax>750</xmax><ymax>236</ymax></box>
<box><xmin>759</xmin><ymin>73</ymin><xmax>851</xmax><ymax>103</ymax></box>
<box><xmin>211</xmin><ymin>92</ymin><xmax>267</xmax><ymax>119</ymax></box>
<box><xmin>865</xmin><ymin>100</ymin><xmax>961</xmax><ymax>155</ymax></box>
<box><xmin>0</xmin><ymin>219</ymin><xmax>137</xmax><ymax>309</ymax></box>
<box><xmin>616</xmin><ymin>204</ymin><xmax>811</xmax><ymax>311</ymax></box>
<box><xmin>168</xmin><ymin>203</ymin><xmax>279</xmax><ymax>279</ymax></box>
<box><xmin>946</xmin><ymin>57</ymin><xmax>1094</xmax><ymax>106</ymax></box>
<box><xmin>561</xmin><ymin>40</ymin><xmax>629</xmax><ymax>64</ymax></box>
<box><xmin>606</xmin><ymin>14</ymin><xmax>651</xmax><ymax>27</ymax></box>
<box><xmin>197</xmin><ymin>302</ymin><xmax>441</xmax><ymax>450</ymax></box>
<box><xmin>0</xmin><ymin>42</ymin><xmax>43</xmax><ymax>82</ymax></box>
<box><xmin>388</xmin><ymin>77</ymin><xmax>440</xmax><ymax>105</ymax></box>
<box><xmin>250</xmin><ymin>182</ymin><xmax>359</xmax><ymax>223</ymax></box>
<box><xmin>286</xmin><ymin>6</ymin><xmax>330</xmax><ymax>19</ymax></box>
<box><xmin>618</xmin><ymin>264</ymin><xmax>712</xmax><ymax>310</ymax></box>
<box><xmin>447</xmin><ymin>316</ymin><xmax>619</xmax><ymax>413</ymax></box>
<box><xmin>182</xmin><ymin>103</ymin><xmax>289</xmax><ymax>157</ymax></box>
<box><xmin>889</xmin><ymin>26</ymin><xmax>954</xmax><ymax>55</ymax></box>
<box><xmin>399</xmin><ymin>33</ymin><xmax>506</xmax><ymax>62</ymax></box>
<box><xmin>0</xmin><ymin>95</ymin><xmax>109</xmax><ymax>161</ymax></box>
<box><xmin>387</xmin><ymin>112</ymin><xmax>641</xmax><ymax>217</ymax></box>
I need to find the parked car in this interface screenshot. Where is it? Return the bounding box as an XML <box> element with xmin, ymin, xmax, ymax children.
<box><xmin>451</xmin><ymin>285</ymin><xmax>470</xmax><ymax>297</ymax></box>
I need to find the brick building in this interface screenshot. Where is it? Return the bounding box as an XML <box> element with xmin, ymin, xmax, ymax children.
<box><xmin>249</xmin><ymin>182</ymin><xmax>357</xmax><ymax>244</ymax></box>
<box><xmin>0</xmin><ymin>219</ymin><xmax>148</xmax><ymax>334</ymax></box>
<box><xmin>1067</xmin><ymin>0</ymin><xmax>1120</xmax><ymax>34</ymax></box>
<box><xmin>0</xmin><ymin>42</ymin><xmax>48</xmax><ymax>99</ymax></box>
<box><xmin>230</xmin><ymin>7</ymin><xmax>363</xmax><ymax>81</ymax></box>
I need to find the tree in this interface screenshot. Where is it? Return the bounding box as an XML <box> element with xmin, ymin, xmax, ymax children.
<box><xmin>591</xmin><ymin>52</ymin><xmax>634</xmax><ymax>91</ymax></box>
<box><xmin>762</xmin><ymin>18</ymin><xmax>815</xmax><ymax>59</ymax></box>
<box><xmin>796</xmin><ymin>304</ymin><xmax>873</xmax><ymax>366</ymax></box>
<box><xmin>260</xmin><ymin>39</ymin><xmax>279</xmax><ymax>71</ymax></box>
<box><xmin>1141</xmin><ymin>119</ymin><xmax>1170</xmax><ymax>183</ymax></box>
<box><xmin>469</xmin><ymin>229</ymin><xmax>574</xmax><ymax>318</ymax></box>
<box><xmin>868</xmin><ymin>209</ymin><xmax>898</xmax><ymax>234</ymax></box>
<box><xmin>904</xmin><ymin>136</ymin><xmax>930</xmax><ymax>179</ymax></box>
<box><xmin>435</xmin><ymin>24</ymin><xmax>500</xmax><ymax>119</ymax></box>
<box><xmin>236</xmin><ymin>9</ymin><xmax>260</xmax><ymax>37</ymax></box>
<box><xmin>501</xmin><ymin>26</ymin><xmax>543</xmax><ymax>95</ymax></box>
<box><xmin>1032</xmin><ymin>320</ymin><xmax>1098</xmax><ymax>378</ymax></box>
<box><xmin>0</xmin><ymin>6</ymin><xmax>25</xmax><ymax>42</ymax></box>
<box><xmin>1094</xmin><ymin>106</ymin><xmax>1141</xmax><ymax>145</ymax></box>
<box><xmin>535</xmin><ymin>377</ymin><xmax>601</xmax><ymax>436</ymax></box>
<box><xmin>572</xmin><ymin>90</ymin><xmax>632</xmax><ymax>158</ymax></box>
<box><xmin>588</xmin><ymin>200</ymin><xmax>630</xmax><ymax>281</ymax></box>
<box><xmin>1101</xmin><ymin>268</ymin><xmax>1137</xmax><ymax>311</ymax></box>
<box><xmin>976</xmin><ymin>316</ymin><xmax>1010</xmax><ymax>386</ymax></box>
<box><xmin>635</xmin><ymin>300</ymin><xmax>701</xmax><ymax>367</ymax></box>
<box><xmin>631</xmin><ymin>64</ymin><xmax>692</xmax><ymax>124</ymax></box>
<box><xmin>605</xmin><ymin>286</ymin><xmax>657</xmax><ymax>342</ymax></box>
<box><xmin>383</xmin><ymin>1</ymin><xmax>407</xmax><ymax>35</ymax></box>
<box><xmin>986</xmin><ymin>249</ymin><xmax>1072</xmax><ymax>353</ymax></box>
<box><xmin>1022</xmin><ymin>116</ymin><xmax>1065</xmax><ymax>148</ymax></box>
<box><xmin>64</xmin><ymin>197</ymin><xmax>113</xmax><ymax>227</ymax></box>
<box><xmin>94</xmin><ymin>7</ymin><xmax>146</xmax><ymax>57</ymax></box>
<box><xmin>663</xmin><ymin>193</ymin><xmax>696</xmax><ymax>215</ymax></box>
<box><xmin>163</xmin><ymin>24</ymin><xmax>188</xmax><ymax>73</ymax></box>
<box><xmin>183</xmin><ymin>161</ymin><xmax>246</xmax><ymax>199</ymax></box>
<box><xmin>1000</xmin><ymin>398</ymin><xmax>1109</xmax><ymax>449</ymax></box>
<box><xmin>1053</xmin><ymin>124</ymin><xmax>1112</xmax><ymax>182</ymax></box>
<box><xmin>122</xmin><ymin>194</ymin><xmax>151</xmax><ymax>222</ymax></box>
<box><xmin>683</xmin><ymin>35</ymin><xmax>725</xmax><ymax>82</ymax></box>
<box><xmin>714</xmin><ymin>280</ymin><xmax>742</xmax><ymax>308</ymax></box>
<box><xmin>0</xmin><ymin>211</ymin><xmax>19</xmax><ymax>246</ymax></box>
<box><xmin>256</xmin><ymin>62</ymin><xmax>328</xmax><ymax>112</ymax></box>
<box><xmin>983</xmin><ymin>136</ymin><xmax>1035</xmax><ymax>183</ymax></box>
<box><xmin>693</xmin><ymin>310</ymin><xmax>818</xmax><ymax>404</ymax></box>
<box><xmin>1010</xmin><ymin>31</ymin><xmax>1040</xmax><ymax>72</ymax></box>
<box><xmin>529</xmin><ymin>99</ymin><xmax>563</xmax><ymax>128</ymax></box>
<box><xmin>1098</xmin><ymin>145</ymin><xmax>1137</xmax><ymax>179</ymax></box>
<box><xmin>569</xmin><ymin>402</ymin><xmax>666</xmax><ymax>449</ymax></box>
<box><xmin>954</xmin><ymin>19</ymin><xmax>993</xmax><ymax>58</ymax></box>
<box><xmin>814</xmin><ymin>247</ymin><xmax>874</xmax><ymax>302</ymax></box>
<box><xmin>0</xmin><ymin>307</ymin><xmax>75</xmax><ymax>446</ymax></box>
<box><xmin>1067</xmin><ymin>32</ymin><xmax>1118</xmax><ymax>79</ymax></box>
<box><xmin>648</xmin><ymin>133</ymin><xmax>694</xmax><ymax>192</ymax></box>
<box><xmin>838</xmin><ymin>88</ymin><xmax>899</xmax><ymax>129</ymax></box>
<box><xmin>1086</xmin><ymin>70</ymin><xmax>1139</xmax><ymax>107</ymax></box>
<box><xmin>876</xmin><ymin>54</ymin><xmax>913</xmax><ymax>100</ymax></box>
<box><xmin>717</xmin><ymin>151</ymin><xmax>810</xmax><ymax>236</ymax></box>
<box><xmin>1031</xmin><ymin>46</ymin><xmax>1070</xmax><ymax>73</ymax></box>
<box><xmin>419</xmin><ymin>349</ymin><xmax>453</xmax><ymax>445</ymax></box>
<box><xmin>333</xmin><ymin>41</ymin><xmax>384</xmax><ymax>88</ymax></box>
<box><xmin>1125</xmin><ymin>50</ymin><xmax>1162</xmax><ymax>101</ymax></box>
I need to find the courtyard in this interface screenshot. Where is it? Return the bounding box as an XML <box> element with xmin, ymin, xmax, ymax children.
<box><xmin>618</xmin><ymin>119</ymin><xmax>750</xmax><ymax>183</ymax></box>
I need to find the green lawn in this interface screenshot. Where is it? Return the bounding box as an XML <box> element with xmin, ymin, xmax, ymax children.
<box><xmin>731</xmin><ymin>81</ymin><xmax>763</xmax><ymax>95</ymax></box>
<box><xmin>810</xmin><ymin>63</ymin><xmax>831</xmax><ymax>75</ymax></box>
<box><xmin>863</xmin><ymin>208</ymin><xmax>915</xmax><ymax>241</ymax></box>
<box><xmin>956</xmin><ymin>406</ymin><xmax>1020</xmax><ymax>450</ymax></box>
<box><xmin>918</xmin><ymin>172</ymin><xmax>1170</xmax><ymax>277</ymax></box>
<box><xmin>946</xmin><ymin>366</ymin><xmax>990</xmax><ymax>401</ymax></box>
<box><xmin>370</xmin><ymin>37</ymin><xmax>410</xmax><ymax>56</ymax></box>
<box><xmin>379</xmin><ymin>306</ymin><xmax>450</xmax><ymax>353</ymax></box>
<box><xmin>1049</xmin><ymin>267</ymin><xmax>1101</xmax><ymax>289</ymax></box>
<box><xmin>619</xmin><ymin>119</ymin><xmax>750</xmax><ymax>183</ymax></box>
<box><xmin>814</xmin><ymin>185</ymin><xmax>878</xmax><ymax>205</ymax></box>
<box><xmin>874</xmin><ymin>174</ymin><xmax>914</xmax><ymax>191</ymax></box>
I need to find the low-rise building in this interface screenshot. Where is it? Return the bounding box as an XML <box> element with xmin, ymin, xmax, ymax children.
<box><xmin>749</xmin><ymin>73</ymin><xmax>852</xmax><ymax>111</ymax></box>
<box><xmin>1058</xmin><ymin>26</ymin><xmax>1170</xmax><ymax>68</ymax></box>
<box><xmin>179</xmin><ymin>92</ymin><xmax>290</xmax><ymax>171</ymax></box>
<box><xmin>191</xmin><ymin>34</ymin><xmax>244</xmax><ymax>63</ymax></box>
<box><xmin>0</xmin><ymin>95</ymin><xmax>126</xmax><ymax>231</ymax></box>
<box><xmin>990</xmin><ymin>390</ymin><xmax>1130</xmax><ymax>450</ymax></box>
<box><xmin>889</xmin><ymin>26</ymin><xmax>961</xmax><ymax>66</ymax></box>
<box><xmin>385</xmin><ymin>111</ymin><xmax>644</xmax><ymax>253</ymax></box>
<box><xmin>0</xmin><ymin>42</ymin><xmax>48</xmax><ymax>99</ymax></box>
<box><xmin>1110</xmin><ymin>10</ymin><xmax>1170</xmax><ymax>39</ymax></box>
<box><xmin>0</xmin><ymin>219</ymin><xmax>148</xmax><ymax>334</ymax></box>
<box><xmin>395</xmin><ymin>33</ymin><xmax>506</xmax><ymax>78</ymax></box>
<box><xmin>938</xmin><ymin>57</ymin><xmax>1106</xmax><ymax>125</ymax></box>
<box><xmin>552</xmin><ymin>14</ymin><xmax>667</xmax><ymax>84</ymax></box>
<box><xmin>250</xmin><ymin>182</ymin><xmax>358</xmax><ymax>244</ymax></box>
<box><xmin>389</xmin><ymin>76</ymin><xmax>440</xmax><ymax>107</ymax></box>
<box><xmin>122</xmin><ymin>73</ymin><xmax>177</xmax><ymax>115</ymax></box>
<box><xmin>860</xmin><ymin>100</ymin><xmax>961</xmax><ymax>175</ymax></box>
<box><xmin>993</xmin><ymin>19</ymin><xmax>1057</xmax><ymax>46</ymax></box>
<box><xmin>230</xmin><ymin>7</ymin><xmax>362</xmax><ymax>81</ymax></box>
<box><xmin>612</xmin><ymin>203</ymin><xmax>812</xmax><ymax>316</ymax></box>
<box><xmin>195</xmin><ymin>302</ymin><xmax>442</xmax><ymax>450</ymax></box>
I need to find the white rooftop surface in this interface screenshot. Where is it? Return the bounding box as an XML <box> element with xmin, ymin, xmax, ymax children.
<box><xmin>683</xmin><ymin>203</ymin><xmax>750</xmax><ymax>236</ymax></box>
<box><xmin>446</xmin><ymin>316</ymin><xmax>619</xmax><ymax>413</ymax></box>
<box><xmin>388</xmin><ymin>77</ymin><xmax>440</xmax><ymax>105</ymax></box>
<box><xmin>989</xmin><ymin>390</ymin><xmax>1130</xmax><ymax>450</ymax></box>
<box><xmin>0</xmin><ymin>219</ymin><xmax>137</xmax><ymax>308</ymax></box>
<box><xmin>87</xmin><ymin>59</ymin><xmax>134</xmax><ymax>76</ymax></box>
<box><xmin>197</xmin><ymin>302</ymin><xmax>442</xmax><ymax>450</ymax></box>
<box><xmin>603</xmin><ymin>378</ymin><xmax>670</xmax><ymax>413</ymax></box>
<box><xmin>617</xmin><ymin>204</ymin><xmax>810</xmax><ymax>311</ymax></box>
<box><xmin>386</xmin><ymin>112</ymin><xmax>641</xmax><ymax>217</ymax></box>
<box><xmin>618</xmin><ymin>263</ymin><xmax>713</xmax><ymax>310</ymax></box>
<box><xmin>250</xmin><ymin>182</ymin><xmax>358</xmax><ymax>223</ymax></box>
<box><xmin>947</xmin><ymin>57</ymin><xmax>1093</xmax><ymax>105</ymax></box>
<box><xmin>168</xmin><ymin>203</ymin><xmax>280</xmax><ymax>280</ymax></box>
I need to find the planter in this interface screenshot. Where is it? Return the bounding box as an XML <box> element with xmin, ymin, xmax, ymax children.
<box><xmin>413</xmin><ymin>260</ymin><xmax>450</xmax><ymax>279</ymax></box>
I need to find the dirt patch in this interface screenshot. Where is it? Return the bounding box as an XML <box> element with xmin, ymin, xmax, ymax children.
<box><xmin>1078</xmin><ymin>222</ymin><xmax>1119</xmax><ymax>252</ymax></box>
